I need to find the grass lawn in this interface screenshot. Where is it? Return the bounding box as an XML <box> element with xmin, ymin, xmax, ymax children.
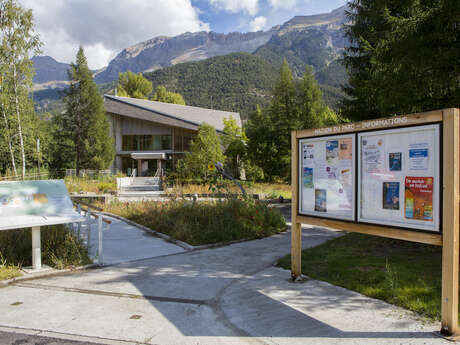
<box><xmin>64</xmin><ymin>176</ymin><xmax>118</xmax><ymax>194</ymax></box>
<box><xmin>0</xmin><ymin>265</ymin><xmax>22</xmax><ymax>280</ymax></box>
<box><xmin>103</xmin><ymin>198</ymin><xmax>286</xmax><ymax>246</ymax></box>
<box><xmin>277</xmin><ymin>232</ymin><xmax>448</xmax><ymax>321</ymax></box>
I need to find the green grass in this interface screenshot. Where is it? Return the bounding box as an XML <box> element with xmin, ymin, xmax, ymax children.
<box><xmin>0</xmin><ymin>224</ymin><xmax>91</xmax><ymax>275</ymax></box>
<box><xmin>103</xmin><ymin>197</ymin><xmax>286</xmax><ymax>246</ymax></box>
<box><xmin>0</xmin><ymin>265</ymin><xmax>22</xmax><ymax>280</ymax></box>
<box><xmin>277</xmin><ymin>232</ymin><xmax>447</xmax><ymax>321</ymax></box>
<box><xmin>169</xmin><ymin>182</ymin><xmax>292</xmax><ymax>199</ymax></box>
<box><xmin>64</xmin><ymin>175</ymin><xmax>119</xmax><ymax>194</ymax></box>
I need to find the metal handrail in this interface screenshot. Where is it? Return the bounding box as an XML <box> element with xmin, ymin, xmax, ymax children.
<box><xmin>72</xmin><ymin>199</ymin><xmax>111</xmax><ymax>266</ymax></box>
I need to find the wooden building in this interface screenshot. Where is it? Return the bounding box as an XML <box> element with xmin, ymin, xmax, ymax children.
<box><xmin>104</xmin><ymin>95</ymin><xmax>241</xmax><ymax>176</ymax></box>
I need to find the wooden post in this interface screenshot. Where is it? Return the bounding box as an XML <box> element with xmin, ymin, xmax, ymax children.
<box><xmin>441</xmin><ymin>108</ymin><xmax>460</xmax><ymax>336</ymax></box>
<box><xmin>291</xmin><ymin>131</ymin><xmax>302</xmax><ymax>279</ymax></box>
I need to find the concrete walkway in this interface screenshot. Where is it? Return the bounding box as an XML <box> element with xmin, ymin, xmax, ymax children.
<box><xmin>0</xmin><ymin>217</ymin><xmax>448</xmax><ymax>345</ymax></box>
<box><xmin>85</xmin><ymin>215</ymin><xmax>185</xmax><ymax>265</ymax></box>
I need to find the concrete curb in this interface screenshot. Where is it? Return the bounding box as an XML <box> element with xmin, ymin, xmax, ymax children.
<box><xmin>0</xmin><ymin>263</ymin><xmax>98</xmax><ymax>288</ymax></box>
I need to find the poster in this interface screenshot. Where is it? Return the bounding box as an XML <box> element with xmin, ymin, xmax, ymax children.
<box><xmin>299</xmin><ymin>134</ymin><xmax>355</xmax><ymax>220</ymax></box>
<box><xmin>302</xmin><ymin>167</ymin><xmax>313</xmax><ymax>188</ymax></box>
<box><xmin>382</xmin><ymin>182</ymin><xmax>400</xmax><ymax>210</ymax></box>
<box><xmin>339</xmin><ymin>138</ymin><xmax>353</xmax><ymax>160</ymax></box>
<box><xmin>362</xmin><ymin>138</ymin><xmax>384</xmax><ymax>173</ymax></box>
<box><xmin>408</xmin><ymin>143</ymin><xmax>429</xmax><ymax>171</ymax></box>
<box><xmin>326</xmin><ymin>140</ymin><xmax>339</xmax><ymax>164</ymax></box>
<box><xmin>405</xmin><ymin>176</ymin><xmax>433</xmax><ymax>221</ymax></box>
<box><xmin>315</xmin><ymin>189</ymin><xmax>327</xmax><ymax>212</ymax></box>
<box><xmin>303</xmin><ymin>144</ymin><xmax>314</xmax><ymax>167</ymax></box>
<box><xmin>389</xmin><ymin>152</ymin><xmax>402</xmax><ymax>171</ymax></box>
<box><xmin>358</xmin><ymin>124</ymin><xmax>439</xmax><ymax>232</ymax></box>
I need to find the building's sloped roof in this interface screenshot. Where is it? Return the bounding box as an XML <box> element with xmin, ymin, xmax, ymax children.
<box><xmin>104</xmin><ymin>95</ymin><xmax>241</xmax><ymax>132</ymax></box>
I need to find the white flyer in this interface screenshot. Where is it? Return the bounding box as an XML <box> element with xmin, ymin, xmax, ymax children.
<box><xmin>362</xmin><ymin>138</ymin><xmax>384</xmax><ymax>174</ymax></box>
<box><xmin>408</xmin><ymin>142</ymin><xmax>429</xmax><ymax>171</ymax></box>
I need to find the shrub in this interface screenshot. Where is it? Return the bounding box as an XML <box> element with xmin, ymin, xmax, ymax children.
<box><xmin>104</xmin><ymin>197</ymin><xmax>286</xmax><ymax>246</ymax></box>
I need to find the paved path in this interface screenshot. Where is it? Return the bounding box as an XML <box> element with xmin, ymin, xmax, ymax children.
<box><xmin>0</xmin><ymin>210</ymin><xmax>448</xmax><ymax>345</ymax></box>
<box><xmin>85</xmin><ymin>215</ymin><xmax>185</xmax><ymax>265</ymax></box>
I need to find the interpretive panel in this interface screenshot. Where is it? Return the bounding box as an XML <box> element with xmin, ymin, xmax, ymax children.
<box><xmin>358</xmin><ymin>124</ymin><xmax>440</xmax><ymax>232</ymax></box>
<box><xmin>299</xmin><ymin>134</ymin><xmax>355</xmax><ymax>220</ymax></box>
<box><xmin>0</xmin><ymin>180</ymin><xmax>84</xmax><ymax>231</ymax></box>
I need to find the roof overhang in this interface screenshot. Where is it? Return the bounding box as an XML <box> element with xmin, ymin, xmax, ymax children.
<box><xmin>130</xmin><ymin>152</ymin><xmax>167</xmax><ymax>160</ymax></box>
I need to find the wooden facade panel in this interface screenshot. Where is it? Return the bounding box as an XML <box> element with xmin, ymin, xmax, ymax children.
<box><xmin>118</xmin><ymin>116</ymin><xmax>172</xmax><ymax>136</ymax></box>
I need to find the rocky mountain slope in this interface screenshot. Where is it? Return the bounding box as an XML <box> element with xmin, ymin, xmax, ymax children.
<box><xmin>32</xmin><ymin>56</ymin><xmax>70</xmax><ymax>88</ymax></box>
<box><xmin>34</xmin><ymin>5</ymin><xmax>348</xmax><ymax>86</ymax></box>
<box><xmin>94</xmin><ymin>30</ymin><xmax>275</xmax><ymax>84</ymax></box>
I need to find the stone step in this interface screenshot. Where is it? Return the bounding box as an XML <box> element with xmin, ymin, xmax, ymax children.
<box><xmin>122</xmin><ymin>186</ymin><xmax>160</xmax><ymax>192</ymax></box>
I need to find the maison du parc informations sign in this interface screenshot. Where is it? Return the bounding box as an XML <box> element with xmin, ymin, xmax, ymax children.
<box><xmin>291</xmin><ymin>109</ymin><xmax>460</xmax><ymax>336</ymax></box>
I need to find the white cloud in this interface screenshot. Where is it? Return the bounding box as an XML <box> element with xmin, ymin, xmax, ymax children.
<box><xmin>209</xmin><ymin>0</ymin><xmax>259</xmax><ymax>16</ymax></box>
<box><xmin>268</xmin><ymin>0</ymin><xmax>297</xmax><ymax>10</ymax></box>
<box><xmin>249</xmin><ymin>16</ymin><xmax>267</xmax><ymax>31</ymax></box>
<box><xmin>20</xmin><ymin>0</ymin><xmax>209</xmax><ymax>70</ymax></box>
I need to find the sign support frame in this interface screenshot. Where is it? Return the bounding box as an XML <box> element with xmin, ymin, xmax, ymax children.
<box><xmin>291</xmin><ymin>108</ymin><xmax>460</xmax><ymax>335</ymax></box>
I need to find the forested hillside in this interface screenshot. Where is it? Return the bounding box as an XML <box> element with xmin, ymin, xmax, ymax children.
<box><xmin>144</xmin><ymin>53</ymin><xmax>279</xmax><ymax>120</ymax></box>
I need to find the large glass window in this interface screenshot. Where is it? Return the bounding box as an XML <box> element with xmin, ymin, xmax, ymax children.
<box><xmin>173</xmin><ymin>129</ymin><xmax>195</xmax><ymax>152</ymax></box>
<box><xmin>122</xmin><ymin>135</ymin><xmax>172</xmax><ymax>151</ymax></box>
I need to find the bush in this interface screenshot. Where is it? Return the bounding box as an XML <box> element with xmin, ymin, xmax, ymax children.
<box><xmin>104</xmin><ymin>197</ymin><xmax>286</xmax><ymax>246</ymax></box>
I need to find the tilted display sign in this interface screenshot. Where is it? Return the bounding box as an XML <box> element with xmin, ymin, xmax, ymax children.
<box><xmin>0</xmin><ymin>180</ymin><xmax>85</xmax><ymax>271</ymax></box>
<box><xmin>291</xmin><ymin>109</ymin><xmax>460</xmax><ymax>336</ymax></box>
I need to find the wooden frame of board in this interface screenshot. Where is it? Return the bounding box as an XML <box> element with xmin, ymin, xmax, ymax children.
<box><xmin>291</xmin><ymin>108</ymin><xmax>459</xmax><ymax>336</ymax></box>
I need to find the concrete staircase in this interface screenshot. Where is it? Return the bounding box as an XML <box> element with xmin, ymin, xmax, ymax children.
<box><xmin>118</xmin><ymin>177</ymin><xmax>162</xmax><ymax>197</ymax></box>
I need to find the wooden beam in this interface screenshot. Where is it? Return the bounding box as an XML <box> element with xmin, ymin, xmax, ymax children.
<box><xmin>295</xmin><ymin>215</ymin><xmax>442</xmax><ymax>246</ymax></box>
<box><xmin>441</xmin><ymin>108</ymin><xmax>460</xmax><ymax>335</ymax></box>
<box><xmin>296</xmin><ymin>109</ymin><xmax>443</xmax><ymax>139</ymax></box>
<box><xmin>291</xmin><ymin>131</ymin><xmax>302</xmax><ymax>278</ymax></box>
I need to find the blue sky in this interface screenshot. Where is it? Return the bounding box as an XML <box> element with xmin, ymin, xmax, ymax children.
<box><xmin>192</xmin><ymin>0</ymin><xmax>347</xmax><ymax>33</ymax></box>
<box><xmin>21</xmin><ymin>0</ymin><xmax>347</xmax><ymax>70</ymax></box>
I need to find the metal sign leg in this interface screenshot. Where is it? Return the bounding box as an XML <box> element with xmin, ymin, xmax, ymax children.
<box><xmin>31</xmin><ymin>226</ymin><xmax>41</xmax><ymax>270</ymax></box>
<box><xmin>98</xmin><ymin>215</ymin><xmax>103</xmax><ymax>266</ymax></box>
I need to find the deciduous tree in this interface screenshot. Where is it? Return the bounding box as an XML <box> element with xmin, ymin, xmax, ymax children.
<box><xmin>117</xmin><ymin>71</ymin><xmax>153</xmax><ymax>99</ymax></box>
<box><xmin>152</xmin><ymin>86</ymin><xmax>186</xmax><ymax>105</ymax></box>
<box><xmin>176</xmin><ymin>123</ymin><xmax>225</xmax><ymax>180</ymax></box>
<box><xmin>0</xmin><ymin>0</ymin><xmax>41</xmax><ymax>178</ymax></box>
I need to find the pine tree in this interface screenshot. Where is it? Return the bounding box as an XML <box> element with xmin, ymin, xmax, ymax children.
<box><xmin>117</xmin><ymin>71</ymin><xmax>153</xmax><ymax>99</ymax></box>
<box><xmin>152</xmin><ymin>85</ymin><xmax>186</xmax><ymax>105</ymax></box>
<box><xmin>59</xmin><ymin>47</ymin><xmax>114</xmax><ymax>176</ymax></box>
<box><xmin>246</xmin><ymin>62</ymin><xmax>342</xmax><ymax>181</ymax></box>
<box><xmin>342</xmin><ymin>0</ymin><xmax>460</xmax><ymax>120</ymax></box>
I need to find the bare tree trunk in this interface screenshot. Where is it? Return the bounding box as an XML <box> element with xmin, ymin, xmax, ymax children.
<box><xmin>1</xmin><ymin>105</ymin><xmax>17</xmax><ymax>176</ymax></box>
<box><xmin>13</xmin><ymin>66</ymin><xmax>26</xmax><ymax>180</ymax></box>
<box><xmin>0</xmin><ymin>75</ymin><xmax>17</xmax><ymax>176</ymax></box>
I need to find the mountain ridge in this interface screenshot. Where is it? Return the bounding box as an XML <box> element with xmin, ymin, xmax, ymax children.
<box><xmin>33</xmin><ymin>5</ymin><xmax>348</xmax><ymax>86</ymax></box>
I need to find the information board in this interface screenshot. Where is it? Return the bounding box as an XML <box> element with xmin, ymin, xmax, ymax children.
<box><xmin>358</xmin><ymin>124</ymin><xmax>440</xmax><ymax>232</ymax></box>
<box><xmin>299</xmin><ymin>134</ymin><xmax>355</xmax><ymax>220</ymax></box>
<box><xmin>0</xmin><ymin>180</ymin><xmax>84</xmax><ymax>231</ymax></box>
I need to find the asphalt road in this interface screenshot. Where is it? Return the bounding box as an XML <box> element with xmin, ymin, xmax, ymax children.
<box><xmin>0</xmin><ymin>330</ymin><xmax>102</xmax><ymax>345</ymax></box>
